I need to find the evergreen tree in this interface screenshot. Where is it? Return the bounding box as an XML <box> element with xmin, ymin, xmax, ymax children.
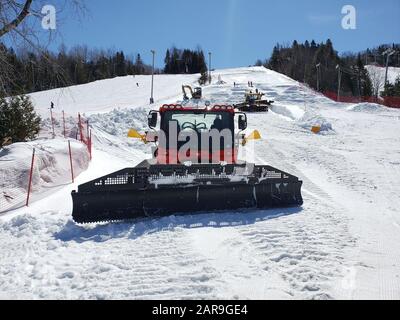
<box><xmin>197</xmin><ymin>49</ymin><xmax>207</xmax><ymax>73</ymax></box>
<box><xmin>163</xmin><ymin>47</ymin><xmax>208</xmax><ymax>75</ymax></box>
<box><xmin>381</xmin><ymin>76</ymin><xmax>400</xmax><ymax>97</ymax></box>
<box><xmin>310</xmin><ymin>40</ymin><xmax>318</xmax><ymax>52</ymax></box>
<box><xmin>264</xmin><ymin>39</ymin><xmax>376</xmax><ymax>97</ymax></box>
<box><xmin>198</xmin><ymin>70</ymin><xmax>209</xmax><ymax>85</ymax></box>
<box><xmin>356</xmin><ymin>53</ymin><xmax>373</xmax><ymax>97</ymax></box>
<box><xmin>134</xmin><ymin>54</ymin><xmax>144</xmax><ymax>74</ymax></box>
<box><xmin>0</xmin><ymin>95</ymin><xmax>41</xmax><ymax>147</ymax></box>
<box><xmin>115</xmin><ymin>51</ymin><xmax>127</xmax><ymax>76</ymax></box>
<box><xmin>164</xmin><ymin>49</ymin><xmax>171</xmax><ymax>73</ymax></box>
<box><xmin>268</xmin><ymin>45</ymin><xmax>280</xmax><ymax>71</ymax></box>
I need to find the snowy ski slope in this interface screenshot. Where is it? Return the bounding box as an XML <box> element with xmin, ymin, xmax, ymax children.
<box><xmin>0</xmin><ymin>67</ymin><xmax>399</xmax><ymax>299</ymax></box>
<box><xmin>366</xmin><ymin>65</ymin><xmax>400</xmax><ymax>94</ymax></box>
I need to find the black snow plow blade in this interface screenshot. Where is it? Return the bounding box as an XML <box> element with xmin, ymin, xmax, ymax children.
<box><xmin>71</xmin><ymin>160</ymin><xmax>303</xmax><ymax>223</ymax></box>
<box><xmin>235</xmin><ymin>101</ymin><xmax>273</xmax><ymax>112</ymax></box>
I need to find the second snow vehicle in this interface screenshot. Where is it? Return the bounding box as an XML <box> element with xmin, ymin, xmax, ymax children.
<box><xmin>235</xmin><ymin>90</ymin><xmax>274</xmax><ymax>112</ymax></box>
<box><xmin>71</xmin><ymin>104</ymin><xmax>303</xmax><ymax>223</ymax></box>
<box><xmin>182</xmin><ymin>85</ymin><xmax>202</xmax><ymax>100</ymax></box>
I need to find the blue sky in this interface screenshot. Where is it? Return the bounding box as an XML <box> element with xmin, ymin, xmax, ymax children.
<box><xmin>50</xmin><ymin>0</ymin><xmax>400</xmax><ymax>68</ymax></box>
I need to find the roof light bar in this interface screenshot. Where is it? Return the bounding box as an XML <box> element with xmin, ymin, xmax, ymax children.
<box><xmin>212</xmin><ymin>105</ymin><xmax>234</xmax><ymax>111</ymax></box>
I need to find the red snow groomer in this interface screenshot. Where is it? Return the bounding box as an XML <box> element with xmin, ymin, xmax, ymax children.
<box><xmin>71</xmin><ymin>104</ymin><xmax>303</xmax><ymax>223</ymax></box>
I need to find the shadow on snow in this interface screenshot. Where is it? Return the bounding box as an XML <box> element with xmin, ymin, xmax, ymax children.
<box><xmin>54</xmin><ymin>206</ymin><xmax>302</xmax><ymax>243</ymax></box>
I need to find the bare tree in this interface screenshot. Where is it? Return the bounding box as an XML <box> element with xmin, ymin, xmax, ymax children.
<box><xmin>367</xmin><ymin>67</ymin><xmax>384</xmax><ymax>98</ymax></box>
<box><xmin>0</xmin><ymin>0</ymin><xmax>86</xmax><ymax>95</ymax></box>
<box><xmin>0</xmin><ymin>0</ymin><xmax>33</xmax><ymax>38</ymax></box>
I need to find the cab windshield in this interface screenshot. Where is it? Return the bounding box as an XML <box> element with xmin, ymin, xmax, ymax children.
<box><xmin>162</xmin><ymin>111</ymin><xmax>233</xmax><ymax>132</ymax></box>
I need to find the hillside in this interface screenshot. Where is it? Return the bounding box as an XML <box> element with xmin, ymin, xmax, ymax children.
<box><xmin>0</xmin><ymin>67</ymin><xmax>399</xmax><ymax>299</ymax></box>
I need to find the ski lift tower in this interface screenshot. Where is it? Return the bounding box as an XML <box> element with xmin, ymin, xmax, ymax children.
<box><xmin>383</xmin><ymin>49</ymin><xmax>395</xmax><ymax>86</ymax></box>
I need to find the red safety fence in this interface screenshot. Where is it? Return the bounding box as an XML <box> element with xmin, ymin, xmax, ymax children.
<box><xmin>1</xmin><ymin>108</ymin><xmax>96</xmax><ymax>213</ymax></box>
<box><xmin>382</xmin><ymin>96</ymin><xmax>400</xmax><ymax>109</ymax></box>
<box><xmin>41</xmin><ymin>111</ymin><xmax>93</xmax><ymax>159</ymax></box>
<box><xmin>323</xmin><ymin>91</ymin><xmax>400</xmax><ymax>109</ymax></box>
<box><xmin>77</xmin><ymin>113</ymin><xmax>92</xmax><ymax>160</ymax></box>
<box><xmin>0</xmin><ymin>139</ymin><xmax>90</xmax><ymax>213</ymax></box>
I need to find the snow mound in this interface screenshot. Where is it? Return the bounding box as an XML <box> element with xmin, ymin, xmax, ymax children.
<box><xmin>215</xmin><ymin>75</ymin><xmax>227</xmax><ymax>85</ymax></box>
<box><xmin>89</xmin><ymin>107</ymin><xmax>148</xmax><ymax>137</ymax></box>
<box><xmin>346</xmin><ymin>103</ymin><xmax>386</xmax><ymax>113</ymax></box>
<box><xmin>296</xmin><ymin>110</ymin><xmax>334</xmax><ymax>133</ymax></box>
<box><xmin>40</xmin><ymin>114</ymin><xmax>79</xmax><ymax>140</ymax></box>
<box><xmin>270</xmin><ymin>103</ymin><xmax>305</xmax><ymax>120</ymax></box>
<box><xmin>0</xmin><ymin>139</ymin><xmax>89</xmax><ymax>212</ymax></box>
<box><xmin>0</xmin><ymin>213</ymin><xmax>59</xmax><ymax>237</ymax></box>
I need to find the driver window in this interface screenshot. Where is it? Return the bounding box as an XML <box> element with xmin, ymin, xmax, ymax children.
<box><xmin>210</xmin><ymin>115</ymin><xmax>223</xmax><ymax>131</ymax></box>
<box><xmin>168</xmin><ymin>112</ymin><xmax>226</xmax><ymax>131</ymax></box>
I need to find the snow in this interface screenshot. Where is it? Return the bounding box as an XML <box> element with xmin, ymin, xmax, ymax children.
<box><xmin>366</xmin><ymin>65</ymin><xmax>400</xmax><ymax>95</ymax></box>
<box><xmin>296</xmin><ymin>110</ymin><xmax>334</xmax><ymax>133</ymax></box>
<box><xmin>1</xmin><ymin>66</ymin><xmax>399</xmax><ymax>300</ymax></box>
<box><xmin>29</xmin><ymin>74</ymin><xmax>200</xmax><ymax>117</ymax></box>
<box><xmin>346</xmin><ymin>102</ymin><xmax>387</xmax><ymax>113</ymax></box>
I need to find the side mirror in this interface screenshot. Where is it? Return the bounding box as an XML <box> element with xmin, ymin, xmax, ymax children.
<box><xmin>148</xmin><ymin>111</ymin><xmax>158</xmax><ymax>128</ymax></box>
<box><xmin>238</xmin><ymin>114</ymin><xmax>247</xmax><ymax>131</ymax></box>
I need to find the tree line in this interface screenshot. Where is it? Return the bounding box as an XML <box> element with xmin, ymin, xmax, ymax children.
<box><xmin>0</xmin><ymin>44</ymin><xmax>211</xmax><ymax>97</ymax></box>
<box><xmin>362</xmin><ymin>44</ymin><xmax>400</xmax><ymax>67</ymax></box>
<box><xmin>257</xmin><ymin>39</ymin><xmax>374</xmax><ymax>97</ymax></box>
<box><xmin>163</xmin><ymin>47</ymin><xmax>208</xmax><ymax>75</ymax></box>
<box><xmin>0</xmin><ymin>43</ymin><xmax>155</xmax><ymax>97</ymax></box>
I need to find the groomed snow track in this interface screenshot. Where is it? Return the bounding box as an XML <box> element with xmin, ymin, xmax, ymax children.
<box><xmin>0</xmin><ymin>67</ymin><xmax>399</xmax><ymax>300</ymax></box>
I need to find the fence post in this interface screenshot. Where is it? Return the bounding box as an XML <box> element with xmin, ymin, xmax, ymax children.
<box><xmin>26</xmin><ymin>148</ymin><xmax>35</xmax><ymax>207</ymax></box>
<box><xmin>78</xmin><ymin>113</ymin><xmax>83</xmax><ymax>142</ymax></box>
<box><xmin>62</xmin><ymin>110</ymin><xmax>66</xmax><ymax>138</ymax></box>
<box><xmin>68</xmin><ymin>140</ymin><xmax>74</xmax><ymax>183</ymax></box>
<box><xmin>86</xmin><ymin>120</ymin><xmax>90</xmax><ymax>141</ymax></box>
<box><xmin>50</xmin><ymin>106</ymin><xmax>55</xmax><ymax>138</ymax></box>
<box><xmin>89</xmin><ymin>129</ymin><xmax>92</xmax><ymax>160</ymax></box>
